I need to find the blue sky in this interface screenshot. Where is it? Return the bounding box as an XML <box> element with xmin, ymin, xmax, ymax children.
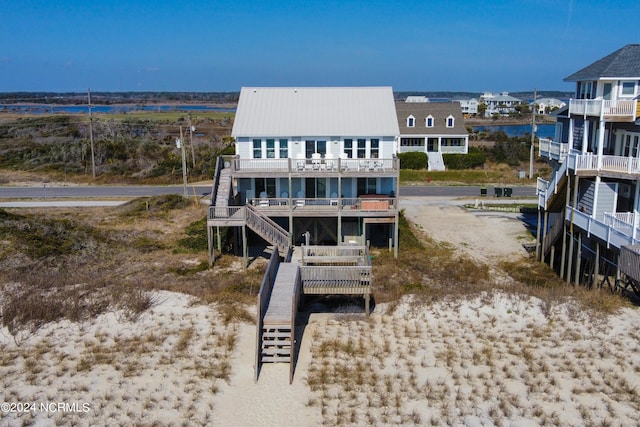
<box><xmin>1</xmin><ymin>0</ymin><xmax>638</xmax><ymax>92</ymax></box>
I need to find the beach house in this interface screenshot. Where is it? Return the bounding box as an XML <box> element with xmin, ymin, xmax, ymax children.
<box><xmin>207</xmin><ymin>86</ymin><xmax>401</xmax><ymax>266</ymax></box>
<box><xmin>396</xmin><ymin>99</ymin><xmax>469</xmax><ymax>171</ymax></box>
<box><xmin>536</xmin><ymin>44</ymin><xmax>640</xmax><ymax>294</ymax></box>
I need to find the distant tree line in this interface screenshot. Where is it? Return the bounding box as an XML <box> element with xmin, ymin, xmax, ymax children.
<box><xmin>0</xmin><ymin>92</ymin><xmax>240</xmax><ymax>105</ymax></box>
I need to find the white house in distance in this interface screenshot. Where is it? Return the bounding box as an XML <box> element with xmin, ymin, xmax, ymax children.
<box><xmin>480</xmin><ymin>91</ymin><xmax>523</xmax><ymax>116</ymax></box>
<box><xmin>532</xmin><ymin>97</ymin><xmax>566</xmax><ymax>114</ymax></box>
<box><xmin>396</xmin><ymin>99</ymin><xmax>469</xmax><ymax>171</ymax></box>
<box><xmin>536</xmin><ymin>44</ymin><xmax>640</xmax><ymax>294</ymax></box>
<box><xmin>456</xmin><ymin>97</ymin><xmax>479</xmax><ymax>117</ymax></box>
<box><xmin>207</xmin><ymin>86</ymin><xmax>401</xmax><ymax>264</ymax></box>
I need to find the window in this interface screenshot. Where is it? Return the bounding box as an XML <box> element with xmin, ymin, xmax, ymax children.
<box><xmin>305</xmin><ymin>140</ymin><xmax>327</xmax><ymax>158</ymax></box>
<box><xmin>407</xmin><ymin>116</ymin><xmax>415</xmax><ymax>127</ymax></box>
<box><xmin>252</xmin><ymin>139</ymin><xmax>262</xmax><ymax>158</ymax></box>
<box><xmin>357</xmin><ymin>178</ymin><xmax>377</xmax><ymax>195</ymax></box>
<box><xmin>577</xmin><ymin>81</ymin><xmax>596</xmax><ymax>99</ymax></box>
<box><xmin>621</xmin><ymin>81</ymin><xmax>636</xmax><ymax>96</ymax></box>
<box><xmin>279</xmin><ymin>139</ymin><xmax>288</xmax><ymax>158</ymax></box>
<box><xmin>357</xmin><ymin>139</ymin><xmax>366</xmax><ymax>158</ymax></box>
<box><xmin>371</xmin><ymin>139</ymin><xmax>379</xmax><ymax>158</ymax></box>
<box><xmin>266</xmin><ymin>139</ymin><xmax>275</xmax><ymax>158</ymax></box>
<box><xmin>446</xmin><ymin>115</ymin><xmax>455</xmax><ymax>128</ymax></box>
<box><xmin>401</xmin><ymin>138</ymin><xmax>425</xmax><ymax>146</ymax></box>
<box><xmin>344</xmin><ymin>139</ymin><xmax>353</xmax><ymax>158</ymax></box>
<box><xmin>255</xmin><ymin>178</ymin><xmax>276</xmax><ymax>198</ymax></box>
<box><xmin>426</xmin><ymin>115</ymin><xmax>434</xmax><ymax>127</ymax></box>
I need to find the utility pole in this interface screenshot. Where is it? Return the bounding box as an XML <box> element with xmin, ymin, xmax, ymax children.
<box><xmin>177</xmin><ymin>126</ymin><xmax>188</xmax><ymax>197</ymax></box>
<box><xmin>88</xmin><ymin>88</ymin><xmax>96</xmax><ymax>178</ymax></box>
<box><xmin>187</xmin><ymin>114</ymin><xmax>196</xmax><ymax>169</ymax></box>
<box><xmin>529</xmin><ymin>88</ymin><xmax>537</xmax><ymax>179</ymax></box>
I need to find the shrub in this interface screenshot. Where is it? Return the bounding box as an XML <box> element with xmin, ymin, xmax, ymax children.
<box><xmin>397</xmin><ymin>152</ymin><xmax>428</xmax><ymax>170</ymax></box>
<box><xmin>443</xmin><ymin>147</ymin><xmax>486</xmax><ymax>169</ymax></box>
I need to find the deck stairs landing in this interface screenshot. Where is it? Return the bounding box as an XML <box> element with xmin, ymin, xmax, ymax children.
<box><xmin>428</xmin><ymin>152</ymin><xmax>446</xmax><ymax>171</ymax></box>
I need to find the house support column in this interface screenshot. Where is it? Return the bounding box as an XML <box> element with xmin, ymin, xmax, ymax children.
<box><xmin>541</xmin><ymin>210</ymin><xmax>549</xmax><ymax>263</ymax></box>
<box><xmin>559</xmin><ymin>175</ymin><xmax>571</xmax><ymax>279</ymax></box>
<box><xmin>568</xmin><ymin>117</ymin><xmax>574</xmax><ymax>150</ymax></box>
<box><xmin>535</xmin><ymin>207</ymin><xmax>542</xmax><ymax>262</ymax></box>
<box><xmin>593</xmin><ymin>243</ymin><xmax>600</xmax><ymax>288</ymax></box>
<box><xmin>365</xmin><ymin>294</ymin><xmax>370</xmax><ymax>317</ymax></box>
<box><xmin>216</xmin><ymin>226</ymin><xmax>222</xmax><ymax>252</ymax></box>
<box><xmin>566</xmin><ymin>175</ymin><xmax>580</xmax><ymax>283</ymax></box>
<box><xmin>574</xmin><ymin>232</ymin><xmax>582</xmax><ymax>285</ymax></box>
<box><xmin>337</xmin><ymin>175</ymin><xmax>342</xmax><ymax>244</ymax></box>
<box><xmin>207</xmin><ymin>225</ymin><xmax>215</xmax><ymax>266</ymax></box>
<box><xmin>289</xmin><ymin>173</ymin><xmax>294</xmax><ymax>245</ymax></box>
<box><xmin>242</xmin><ymin>225</ymin><xmax>248</xmax><ymax>268</ymax></box>
<box><xmin>394</xmin><ymin>213</ymin><xmax>399</xmax><ymax>259</ymax></box>
<box><xmin>550</xmin><ymin>245</ymin><xmax>556</xmax><ymax>270</ymax></box>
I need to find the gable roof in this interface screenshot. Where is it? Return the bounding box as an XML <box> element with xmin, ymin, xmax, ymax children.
<box><xmin>395</xmin><ymin>101</ymin><xmax>467</xmax><ymax>135</ymax></box>
<box><xmin>232</xmin><ymin>87</ymin><xmax>399</xmax><ymax>137</ymax></box>
<box><xmin>564</xmin><ymin>44</ymin><xmax>640</xmax><ymax>82</ymax></box>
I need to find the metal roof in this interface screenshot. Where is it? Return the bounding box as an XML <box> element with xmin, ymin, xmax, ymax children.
<box><xmin>564</xmin><ymin>44</ymin><xmax>640</xmax><ymax>81</ymax></box>
<box><xmin>232</xmin><ymin>87</ymin><xmax>400</xmax><ymax>137</ymax></box>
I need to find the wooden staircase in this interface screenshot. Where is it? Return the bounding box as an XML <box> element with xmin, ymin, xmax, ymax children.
<box><xmin>246</xmin><ymin>204</ymin><xmax>291</xmax><ymax>256</ymax></box>
<box><xmin>215</xmin><ymin>168</ymin><xmax>232</xmax><ymax>209</ymax></box>
<box><xmin>255</xmin><ymin>252</ymin><xmax>301</xmax><ymax>383</ymax></box>
<box><xmin>261</xmin><ymin>264</ymin><xmax>299</xmax><ymax>362</ymax></box>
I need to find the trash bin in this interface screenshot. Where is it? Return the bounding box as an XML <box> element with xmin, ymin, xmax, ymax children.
<box><xmin>504</xmin><ymin>187</ymin><xmax>513</xmax><ymax>197</ymax></box>
<box><xmin>480</xmin><ymin>187</ymin><xmax>487</xmax><ymax>197</ymax></box>
<box><xmin>494</xmin><ymin>187</ymin><xmax>503</xmax><ymax>197</ymax></box>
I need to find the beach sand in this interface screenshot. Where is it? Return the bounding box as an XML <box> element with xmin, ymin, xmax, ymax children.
<box><xmin>1</xmin><ymin>197</ymin><xmax>639</xmax><ymax>426</ymax></box>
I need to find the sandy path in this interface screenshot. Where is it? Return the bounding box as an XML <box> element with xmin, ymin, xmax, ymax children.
<box><xmin>402</xmin><ymin>196</ymin><xmax>533</xmax><ymax>263</ymax></box>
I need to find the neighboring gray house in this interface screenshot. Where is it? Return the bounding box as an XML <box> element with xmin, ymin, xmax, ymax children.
<box><xmin>395</xmin><ymin>100</ymin><xmax>469</xmax><ymax>171</ymax></box>
<box><xmin>536</xmin><ymin>44</ymin><xmax>640</xmax><ymax>293</ymax></box>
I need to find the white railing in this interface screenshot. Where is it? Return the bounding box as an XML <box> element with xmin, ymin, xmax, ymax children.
<box><xmin>538</xmin><ymin>138</ymin><xmax>569</xmax><ymax>162</ymax></box>
<box><xmin>248</xmin><ymin>197</ymin><xmax>397</xmax><ymax>212</ymax></box>
<box><xmin>566</xmin><ymin>206</ymin><xmax>640</xmax><ymax>249</ymax></box>
<box><xmin>603</xmin><ymin>211</ymin><xmax>639</xmax><ymax>242</ymax></box>
<box><xmin>440</xmin><ymin>145</ymin><xmax>468</xmax><ymax>154</ymax></box>
<box><xmin>568</xmin><ymin>99</ymin><xmax>638</xmax><ymax>118</ymax></box>
<box><xmin>568</xmin><ymin>152</ymin><xmax>640</xmax><ymax>175</ymax></box>
<box><xmin>537</xmin><ymin>161</ymin><xmax>567</xmax><ymax>209</ymax></box>
<box><xmin>229</xmin><ymin>156</ymin><xmax>399</xmax><ymax>173</ymax></box>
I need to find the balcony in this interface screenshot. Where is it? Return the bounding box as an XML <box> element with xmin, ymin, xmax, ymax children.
<box><xmin>567</xmin><ymin>151</ymin><xmax>640</xmax><ymax>176</ymax></box>
<box><xmin>565</xmin><ymin>206</ymin><xmax>640</xmax><ymax>249</ymax></box>
<box><xmin>538</xmin><ymin>138</ymin><xmax>569</xmax><ymax>162</ymax></box>
<box><xmin>568</xmin><ymin>99</ymin><xmax>638</xmax><ymax>121</ymax></box>
<box><xmin>225</xmin><ymin>155</ymin><xmax>399</xmax><ymax>177</ymax></box>
<box><xmin>209</xmin><ymin>197</ymin><xmax>397</xmax><ymax>221</ymax></box>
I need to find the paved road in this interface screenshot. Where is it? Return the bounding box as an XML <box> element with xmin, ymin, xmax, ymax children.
<box><xmin>0</xmin><ymin>185</ymin><xmax>212</xmax><ymax>199</ymax></box>
<box><xmin>0</xmin><ymin>184</ymin><xmax>537</xmax><ymax>200</ymax></box>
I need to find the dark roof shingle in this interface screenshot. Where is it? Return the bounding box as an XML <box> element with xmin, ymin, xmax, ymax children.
<box><xmin>564</xmin><ymin>44</ymin><xmax>640</xmax><ymax>82</ymax></box>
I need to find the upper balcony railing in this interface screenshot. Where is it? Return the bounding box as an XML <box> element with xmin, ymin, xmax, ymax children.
<box><xmin>538</xmin><ymin>138</ymin><xmax>569</xmax><ymax>163</ymax></box>
<box><xmin>567</xmin><ymin>151</ymin><xmax>640</xmax><ymax>176</ymax></box>
<box><xmin>226</xmin><ymin>155</ymin><xmax>399</xmax><ymax>174</ymax></box>
<box><xmin>568</xmin><ymin>98</ymin><xmax>638</xmax><ymax>120</ymax></box>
